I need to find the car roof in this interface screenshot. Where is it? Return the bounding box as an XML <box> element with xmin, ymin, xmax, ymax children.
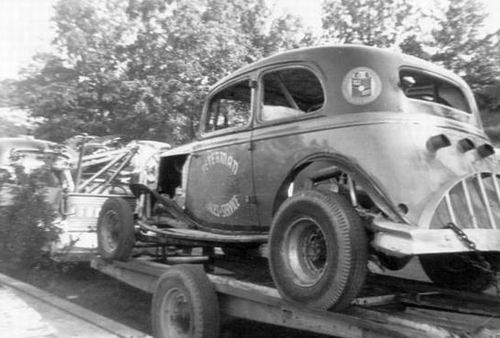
<box><xmin>210</xmin><ymin>44</ymin><xmax>466</xmax><ymax>92</ymax></box>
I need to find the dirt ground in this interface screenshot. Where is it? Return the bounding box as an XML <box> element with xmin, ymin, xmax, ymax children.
<box><xmin>0</xmin><ymin>262</ymin><xmax>152</xmax><ymax>333</ymax></box>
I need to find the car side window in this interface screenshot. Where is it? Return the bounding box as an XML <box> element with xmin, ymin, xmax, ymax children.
<box><xmin>261</xmin><ymin>67</ymin><xmax>324</xmax><ymax>122</ymax></box>
<box><xmin>206</xmin><ymin>80</ymin><xmax>252</xmax><ymax>132</ymax></box>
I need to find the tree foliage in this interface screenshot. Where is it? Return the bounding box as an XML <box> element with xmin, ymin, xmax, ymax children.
<box><xmin>408</xmin><ymin>0</ymin><xmax>500</xmax><ymax>134</ymax></box>
<box><xmin>404</xmin><ymin>0</ymin><xmax>499</xmax><ymax>91</ymax></box>
<box><xmin>0</xmin><ymin>79</ymin><xmax>17</xmax><ymax>107</ymax></box>
<box><xmin>0</xmin><ymin>166</ymin><xmax>59</xmax><ymax>267</ymax></box>
<box><xmin>321</xmin><ymin>0</ymin><xmax>500</xmax><ymax>118</ymax></box>
<box><xmin>321</xmin><ymin>0</ymin><xmax>415</xmax><ymax>47</ymax></box>
<box><xmin>15</xmin><ymin>0</ymin><xmax>306</xmax><ymax>144</ymax></box>
<box><xmin>11</xmin><ymin>0</ymin><xmax>500</xmax><ymax>143</ymax></box>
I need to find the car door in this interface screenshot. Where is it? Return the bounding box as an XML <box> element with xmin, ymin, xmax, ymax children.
<box><xmin>185</xmin><ymin>77</ymin><xmax>261</xmax><ymax>232</ymax></box>
<box><xmin>252</xmin><ymin>65</ymin><xmax>326</xmax><ymax>227</ymax></box>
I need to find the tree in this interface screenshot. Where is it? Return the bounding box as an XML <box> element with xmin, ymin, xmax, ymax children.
<box><xmin>121</xmin><ymin>0</ymin><xmax>308</xmax><ymax>141</ymax></box>
<box><xmin>0</xmin><ymin>166</ymin><xmax>59</xmax><ymax>267</ymax></box>
<box><xmin>321</xmin><ymin>0</ymin><xmax>499</xmax><ymax>93</ymax></box>
<box><xmin>0</xmin><ymin>79</ymin><xmax>17</xmax><ymax>107</ymax></box>
<box><xmin>320</xmin><ymin>0</ymin><xmax>500</xmax><ymax>141</ymax></box>
<box><xmin>426</xmin><ymin>0</ymin><xmax>499</xmax><ymax>91</ymax></box>
<box><xmin>321</xmin><ymin>0</ymin><xmax>415</xmax><ymax>47</ymax></box>
<box><xmin>15</xmin><ymin>0</ymin><xmax>307</xmax><ymax>144</ymax></box>
<box><xmin>399</xmin><ymin>0</ymin><xmax>500</xmax><ymax>139</ymax></box>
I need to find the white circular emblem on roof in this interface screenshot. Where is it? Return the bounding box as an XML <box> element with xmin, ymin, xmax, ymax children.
<box><xmin>342</xmin><ymin>67</ymin><xmax>382</xmax><ymax>105</ymax></box>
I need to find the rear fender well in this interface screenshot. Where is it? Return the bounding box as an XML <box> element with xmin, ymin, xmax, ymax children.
<box><xmin>272</xmin><ymin>153</ymin><xmax>406</xmax><ymax>223</ymax></box>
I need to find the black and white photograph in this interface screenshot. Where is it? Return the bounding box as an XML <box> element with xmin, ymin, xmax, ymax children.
<box><xmin>1</xmin><ymin>0</ymin><xmax>500</xmax><ymax>337</ymax></box>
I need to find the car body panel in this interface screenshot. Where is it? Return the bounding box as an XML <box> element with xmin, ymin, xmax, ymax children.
<box><xmin>252</xmin><ymin>111</ymin><xmax>492</xmax><ymax>228</ymax></box>
<box><xmin>157</xmin><ymin>45</ymin><xmax>500</xmax><ymax>254</ymax></box>
<box><xmin>185</xmin><ymin>130</ymin><xmax>261</xmax><ymax>230</ymax></box>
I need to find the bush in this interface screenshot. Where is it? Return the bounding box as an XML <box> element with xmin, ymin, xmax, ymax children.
<box><xmin>0</xmin><ymin>165</ymin><xmax>60</xmax><ymax>267</ymax></box>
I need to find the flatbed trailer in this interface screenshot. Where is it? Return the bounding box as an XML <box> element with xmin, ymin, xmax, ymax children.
<box><xmin>91</xmin><ymin>255</ymin><xmax>500</xmax><ymax>338</ymax></box>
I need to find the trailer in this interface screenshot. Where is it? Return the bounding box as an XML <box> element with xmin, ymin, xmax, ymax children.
<box><xmin>91</xmin><ymin>254</ymin><xmax>500</xmax><ymax>338</ymax></box>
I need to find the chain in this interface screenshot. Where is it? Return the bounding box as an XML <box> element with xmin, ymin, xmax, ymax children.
<box><xmin>445</xmin><ymin>223</ymin><xmax>500</xmax><ymax>295</ymax></box>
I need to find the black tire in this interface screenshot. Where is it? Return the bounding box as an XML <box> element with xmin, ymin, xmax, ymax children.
<box><xmin>97</xmin><ymin>197</ymin><xmax>135</xmax><ymax>261</ymax></box>
<box><xmin>152</xmin><ymin>265</ymin><xmax>220</xmax><ymax>338</ymax></box>
<box><xmin>377</xmin><ymin>252</ymin><xmax>411</xmax><ymax>271</ymax></box>
<box><xmin>419</xmin><ymin>253</ymin><xmax>498</xmax><ymax>292</ymax></box>
<box><xmin>269</xmin><ymin>189</ymin><xmax>368</xmax><ymax>311</ymax></box>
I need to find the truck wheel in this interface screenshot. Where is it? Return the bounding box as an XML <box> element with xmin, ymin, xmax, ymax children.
<box><xmin>419</xmin><ymin>253</ymin><xmax>497</xmax><ymax>292</ymax></box>
<box><xmin>97</xmin><ymin>197</ymin><xmax>135</xmax><ymax>261</ymax></box>
<box><xmin>152</xmin><ymin>265</ymin><xmax>219</xmax><ymax>338</ymax></box>
<box><xmin>269</xmin><ymin>189</ymin><xmax>367</xmax><ymax>311</ymax></box>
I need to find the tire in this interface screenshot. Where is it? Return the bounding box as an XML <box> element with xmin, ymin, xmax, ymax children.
<box><xmin>419</xmin><ymin>253</ymin><xmax>498</xmax><ymax>292</ymax></box>
<box><xmin>377</xmin><ymin>252</ymin><xmax>411</xmax><ymax>271</ymax></box>
<box><xmin>97</xmin><ymin>197</ymin><xmax>135</xmax><ymax>261</ymax></box>
<box><xmin>269</xmin><ymin>189</ymin><xmax>368</xmax><ymax>311</ymax></box>
<box><xmin>152</xmin><ymin>265</ymin><xmax>220</xmax><ymax>338</ymax></box>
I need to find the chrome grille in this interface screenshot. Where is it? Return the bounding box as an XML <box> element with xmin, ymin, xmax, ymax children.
<box><xmin>430</xmin><ymin>173</ymin><xmax>500</xmax><ymax>229</ymax></box>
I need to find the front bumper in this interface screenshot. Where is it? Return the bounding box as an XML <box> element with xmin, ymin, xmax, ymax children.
<box><xmin>371</xmin><ymin>217</ymin><xmax>500</xmax><ymax>256</ymax></box>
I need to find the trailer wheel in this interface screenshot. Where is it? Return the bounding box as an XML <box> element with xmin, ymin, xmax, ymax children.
<box><xmin>152</xmin><ymin>264</ymin><xmax>219</xmax><ymax>338</ymax></box>
<box><xmin>419</xmin><ymin>253</ymin><xmax>498</xmax><ymax>292</ymax></box>
<box><xmin>97</xmin><ymin>197</ymin><xmax>135</xmax><ymax>261</ymax></box>
<box><xmin>269</xmin><ymin>190</ymin><xmax>367</xmax><ymax>311</ymax></box>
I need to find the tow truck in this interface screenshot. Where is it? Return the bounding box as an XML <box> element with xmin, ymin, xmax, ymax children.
<box><xmin>53</xmin><ymin>137</ymin><xmax>170</xmax><ymax>261</ymax></box>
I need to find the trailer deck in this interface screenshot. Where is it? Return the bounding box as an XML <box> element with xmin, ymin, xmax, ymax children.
<box><xmin>91</xmin><ymin>255</ymin><xmax>500</xmax><ymax>338</ymax></box>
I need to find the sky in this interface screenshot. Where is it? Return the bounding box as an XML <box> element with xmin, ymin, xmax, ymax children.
<box><xmin>0</xmin><ymin>0</ymin><xmax>499</xmax><ymax>80</ymax></box>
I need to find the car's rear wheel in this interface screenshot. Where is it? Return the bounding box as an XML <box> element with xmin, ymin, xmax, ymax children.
<box><xmin>419</xmin><ymin>253</ymin><xmax>499</xmax><ymax>292</ymax></box>
<box><xmin>269</xmin><ymin>189</ymin><xmax>367</xmax><ymax>311</ymax></box>
<box><xmin>97</xmin><ymin>197</ymin><xmax>135</xmax><ymax>261</ymax></box>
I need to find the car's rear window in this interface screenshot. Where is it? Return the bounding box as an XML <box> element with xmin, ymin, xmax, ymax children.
<box><xmin>400</xmin><ymin>69</ymin><xmax>471</xmax><ymax>114</ymax></box>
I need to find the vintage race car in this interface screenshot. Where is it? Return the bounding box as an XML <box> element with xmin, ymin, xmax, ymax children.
<box><xmin>97</xmin><ymin>45</ymin><xmax>500</xmax><ymax>311</ymax></box>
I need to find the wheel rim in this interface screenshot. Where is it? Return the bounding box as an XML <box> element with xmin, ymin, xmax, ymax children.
<box><xmin>160</xmin><ymin>288</ymin><xmax>193</xmax><ymax>338</ymax></box>
<box><xmin>284</xmin><ymin>217</ymin><xmax>327</xmax><ymax>287</ymax></box>
<box><xmin>100</xmin><ymin>210</ymin><xmax>119</xmax><ymax>253</ymax></box>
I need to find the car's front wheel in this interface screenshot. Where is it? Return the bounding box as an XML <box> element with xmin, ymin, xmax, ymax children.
<box><xmin>269</xmin><ymin>189</ymin><xmax>368</xmax><ymax>311</ymax></box>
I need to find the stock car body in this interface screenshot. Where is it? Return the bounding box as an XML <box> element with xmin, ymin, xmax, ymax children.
<box><xmin>99</xmin><ymin>45</ymin><xmax>500</xmax><ymax>311</ymax></box>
